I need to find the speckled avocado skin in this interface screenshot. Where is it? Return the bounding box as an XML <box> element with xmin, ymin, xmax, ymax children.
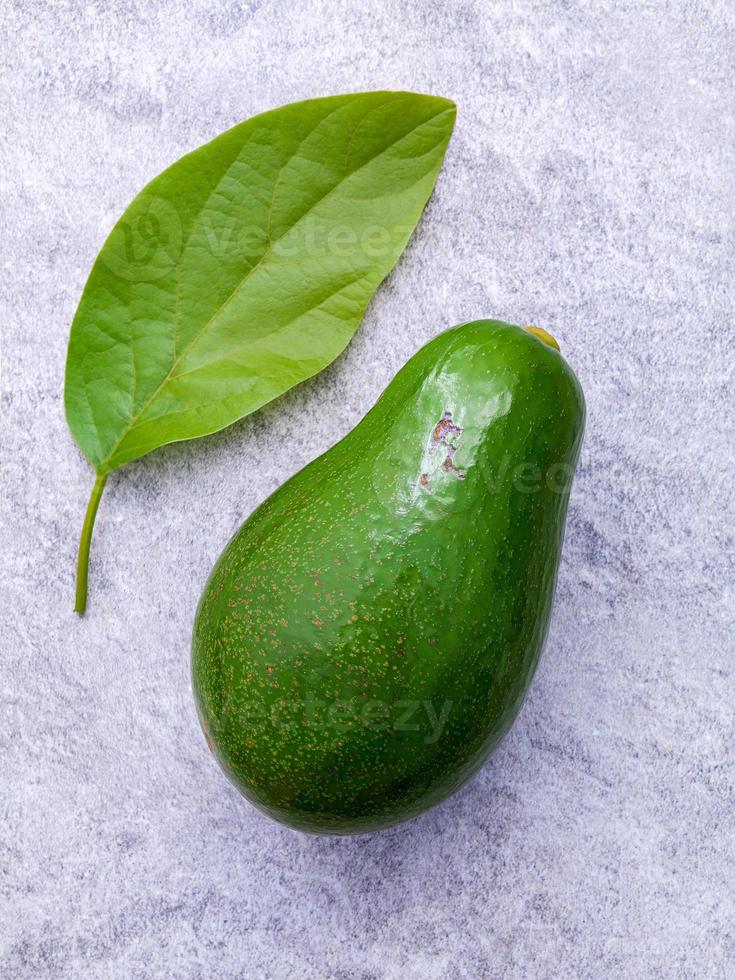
<box><xmin>192</xmin><ymin>320</ymin><xmax>585</xmax><ymax>834</ymax></box>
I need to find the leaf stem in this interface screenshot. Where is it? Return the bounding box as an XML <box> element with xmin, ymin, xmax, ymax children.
<box><xmin>74</xmin><ymin>472</ymin><xmax>108</xmax><ymax>615</ymax></box>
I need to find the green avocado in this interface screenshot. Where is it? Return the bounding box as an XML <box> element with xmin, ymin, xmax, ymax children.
<box><xmin>192</xmin><ymin>319</ymin><xmax>585</xmax><ymax>834</ymax></box>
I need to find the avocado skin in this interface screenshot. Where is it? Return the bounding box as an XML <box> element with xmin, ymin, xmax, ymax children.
<box><xmin>192</xmin><ymin>320</ymin><xmax>585</xmax><ymax>834</ymax></box>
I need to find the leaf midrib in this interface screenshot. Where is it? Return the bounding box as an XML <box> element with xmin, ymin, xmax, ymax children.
<box><xmin>97</xmin><ymin>102</ymin><xmax>454</xmax><ymax>473</ymax></box>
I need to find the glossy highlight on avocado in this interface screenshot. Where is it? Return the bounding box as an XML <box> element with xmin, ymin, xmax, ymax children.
<box><xmin>192</xmin><ymin>320</ymin><xmax>585</xmax><ymax>834</ymax></box>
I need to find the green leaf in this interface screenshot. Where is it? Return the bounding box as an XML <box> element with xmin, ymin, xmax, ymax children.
<box><xmin>64</xmin><ymin>91</ymin><xmax>456</xmax><ymax>612</ymax></box>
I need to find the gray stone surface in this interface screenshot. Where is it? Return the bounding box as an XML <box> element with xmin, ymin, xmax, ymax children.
<box><xmin>2</xmin><ymin>1</ymin><xmax>734</xmax><ymax>977</ymax></box>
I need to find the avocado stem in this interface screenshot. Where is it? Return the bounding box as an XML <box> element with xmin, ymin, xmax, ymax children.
<box><xmin>523</xmin><ymin>325</ymin><xmax>560</xmax><ymax>351</ymax></box>
<box><xmin>74</xmin><ymin>472</ymin><xmax>108</xmax><ymax>614</ymax></box>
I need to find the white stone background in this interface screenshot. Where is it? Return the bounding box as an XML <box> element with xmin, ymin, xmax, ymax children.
<box><xmin>2</xmin><ymin>1</ymin><xmax>734</xmax><ymax>978</ymax></box>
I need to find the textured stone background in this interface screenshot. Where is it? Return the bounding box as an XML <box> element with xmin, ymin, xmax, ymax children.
<box><xmin>3</xmin><ymin>1</ymin><xmax>734</xmax><ymax>977</ymax></box>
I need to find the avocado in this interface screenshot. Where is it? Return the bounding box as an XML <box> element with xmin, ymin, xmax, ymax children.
<box><xmin>192</xmin><ymin>320</ymin><xmax>585</xmax><ymax>834</ymax></box>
